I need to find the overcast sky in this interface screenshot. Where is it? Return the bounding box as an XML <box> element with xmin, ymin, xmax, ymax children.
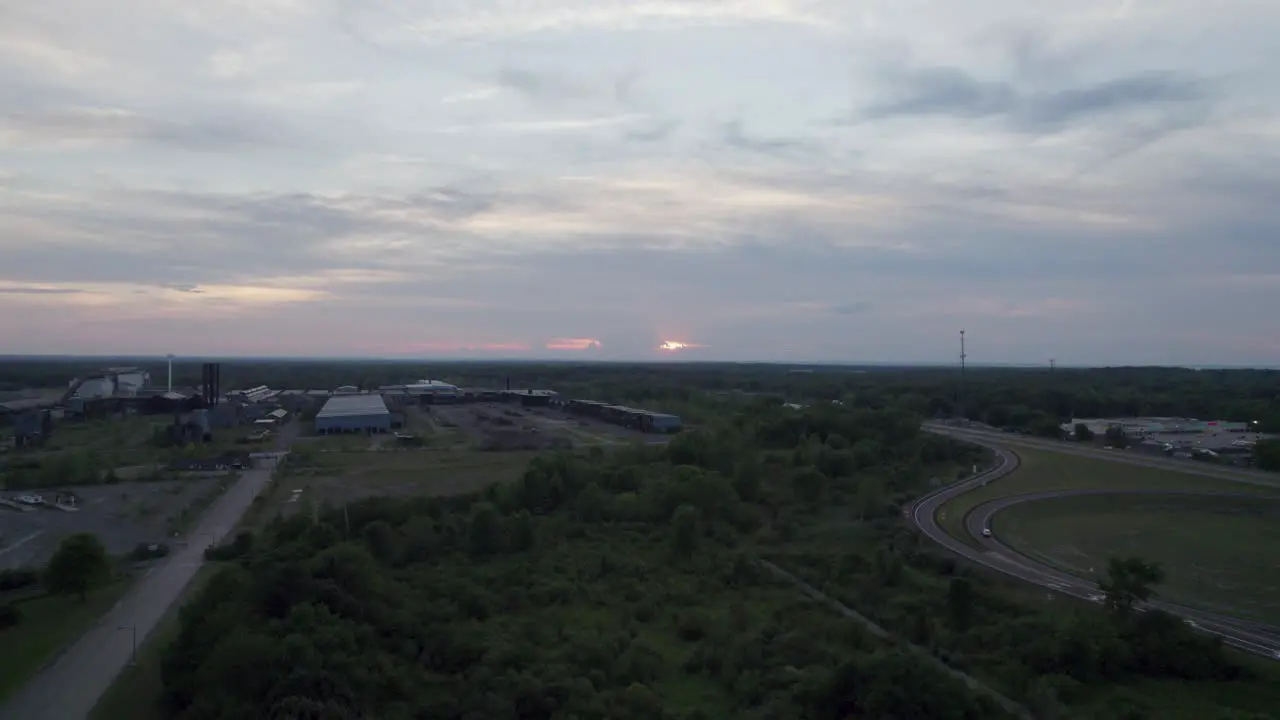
<box><xmin>2</xmin><ymin>1</ymin><xmax>1277</xmax><ymax>365</ymax></box>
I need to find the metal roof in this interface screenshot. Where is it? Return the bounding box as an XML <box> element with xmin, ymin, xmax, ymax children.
<box><xmin>316</xmin><ymin>394</ymin><xmax>390</xmax><ymax>419</ymax></box>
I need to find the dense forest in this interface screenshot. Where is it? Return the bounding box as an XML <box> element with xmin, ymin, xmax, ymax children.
<box><xmin>162</xmin><ymin>403</ymin><xmax>1273</xmax><ymax>720</ymax></box>
<box><xmin>4</xmin><ymin>359</ymin><xmax>1278</xmax><ymax>433</ymax></box>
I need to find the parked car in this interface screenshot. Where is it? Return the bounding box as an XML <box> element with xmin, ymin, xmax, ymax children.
<box><xmin>14</xmin><ymin>494</ymin><xmax>43</xmax><ymax>506</ymax></box>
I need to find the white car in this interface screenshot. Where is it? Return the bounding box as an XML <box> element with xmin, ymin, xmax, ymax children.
<box><xmin>981</xmin><ymin>528</ymin><xmax>993</xmax><ymax>538</ymax></box>
<box><xmin>14</xmin><ymin>494</ymin><xmax>44</xmax><ymax>506</ymax></box>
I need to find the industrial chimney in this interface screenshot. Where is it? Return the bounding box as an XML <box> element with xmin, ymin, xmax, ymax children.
<box><xmin>167</xmin><ymin>354</ymin><xmax>174</xmax><ymax>392</ymax></box>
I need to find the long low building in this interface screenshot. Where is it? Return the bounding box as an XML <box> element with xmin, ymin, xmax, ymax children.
<box><xmin>314</xmin><ymin>394</ymin><xmax>391</xmax><ymax>434</ymax></box>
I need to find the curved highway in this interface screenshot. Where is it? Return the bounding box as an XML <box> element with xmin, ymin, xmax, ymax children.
<box><xmin>911</xmin><ymin>435</ymin><xmax>1280</xmax><ymax>659</ymax></box>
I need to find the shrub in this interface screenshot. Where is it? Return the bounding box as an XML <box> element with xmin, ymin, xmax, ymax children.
<box><xmin>0</xmin><ymin>603</ymin><xmax>21</xmax><ymax>629</ymax></box>
<box><xmin>0</xmin><ymin>567</ymin><xmax>40</xmax><ymax>592</ymax></box>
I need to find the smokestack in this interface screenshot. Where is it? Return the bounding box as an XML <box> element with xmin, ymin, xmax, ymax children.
<box><xmin>506</xmin><ymin>376</ymin><xmax>511</xmax><ymax>391</ymax></box>
<box><xmin>167</xmin><ymin>354</ymin><xmax>174</xmax><ymax>392</ymax></box>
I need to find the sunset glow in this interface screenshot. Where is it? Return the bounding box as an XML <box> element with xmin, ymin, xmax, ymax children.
<box><xmin>659</xmin><ymin>340</ymin><xmax>705</xmax><ymax>352</ymax></box>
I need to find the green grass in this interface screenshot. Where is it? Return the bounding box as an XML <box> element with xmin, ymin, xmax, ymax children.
<box><xmin>997</xmin><ymin>493</ymin><xmax>1280</xmax><ymax>625</ymax></box>
<box><xmin>938</xmin><ymin>447</ymin><xmax>1280</xmax><ymax>547</ymax></box>
<box><xmin>0</xmin><ymin>582</ymin><xmax>132</xmax><ymax>701</ymax></box>
<box><xmin>91</xmin><ymin>565</ymin><xmax>220</xmax><ymax>720</ymax></box>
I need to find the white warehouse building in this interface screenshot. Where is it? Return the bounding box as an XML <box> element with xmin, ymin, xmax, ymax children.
<box><xmin>69</xmin><ymin>367</ymin><xmax>151</xmax><ymax>400</ymax></box>
<box><xmin>314</xmin><ymin>394</ymin><xmax>392</xmax><ymax>434</ymax></box>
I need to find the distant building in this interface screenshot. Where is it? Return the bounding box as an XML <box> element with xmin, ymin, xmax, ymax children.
<box><xmin>315</xmin><ymin>394</ymin><xmax>392</xmax><ymax>434</ymax></box>
<box><xmin>504</xmin><ymin>389</ymin><xmax>557</xmax><ymax>407</ymax></box>
<box><xmin>65</xmin><ymin>367</ymin><xmax>151</xmax><ymax>401</ymax></box>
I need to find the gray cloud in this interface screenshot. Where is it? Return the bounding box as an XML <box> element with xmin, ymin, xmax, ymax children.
<box><xmin>720</xmin><ymin>119</ymin><xmax>816</xmax><ymax>155</ymax></box>
<box><xmin>830</xmin><ymin>301</ymin><xmax>873</xmax><ymax>315</ymax></box>
<box><xmin>0</xmin><ymin>286</ymin><xmax>84</xmax><ymax>294</ymax></box>
<box><xmin>624</xmin><ymin>118</ymin><xmax>680</xmax><ymax>142</ymax></box>
<box><xmin>2</xmin><ymin>106</ymin><xmax>287</xmax><ymax>151</ymax></box>
<box><xmin>858</xmin><ymin>67</ymin><xmax>1213</xmax><ymax>133</ymax></box>
<box><xmin>1</xmin><ymin>1</ymin><xmax>1277</xmax><ymax>363</ymax></box>
<box><xmin>495</xmin><ymin>68</ymin><xmax>590</xmax><ymax>104</ymax></box>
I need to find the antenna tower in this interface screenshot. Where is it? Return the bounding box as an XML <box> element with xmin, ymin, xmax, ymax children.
<box><xmin>958</xmin><ymin>330</ymin><xmax>967</xmax><ymax>420</ymax></box>
<box><xmin>1049</xmin><ymin>358</ymin><xmax>1056</xmax><ymax>373</ymax></box>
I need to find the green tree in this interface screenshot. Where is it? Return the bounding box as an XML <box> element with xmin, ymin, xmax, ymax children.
<box><xmin>1254</xmin><ymin>438</ymin><xmax>1280</xmax><ymax>472</ymax></box>
<box><xmin>946</xmin><ymin>577</ymin><xmax>974</xmax><ymax>631</ymax></box>
<box><xmin>1103</xmin><ymin>425</ymin><xmax>1129</xmax><ymax>449</ymax></box>
<box><xmin>792</xmin><ymin>469</ymin><xmax>828</xmax><ymax>504</ymax></box>
<box><xmin>467</xmin><ymin>502</ymin><xmax>504</xmax><ymax>556</ymax></box>
<box><xmin>670</xmin><ymin>504</ymin><xmax>699</xmax><ymax>559</ymax></box>
<box><xmin>361</xmin><ymin>520</ymin><xmax>397</xmax><ymax>563</ymax></box>
<box><xmin>1098</xmin><ymin>556</ymin><xmax>1164</xmax><ymax>613</ymax></box>
<box><xmin>1074</xmin><ymin>423</ymin><xmax>1094</xmax><ymax>441</ymax></box>
<box><xmin>575</xmin><ymin>482</ymin><xmax>606</xmax><ymax>523</ymax></box>
<box><xmin>45</xmin><ymin>532</ymin><xmax>111</xmax><ymax>600</ymax></box>
<box><xmin>857</xmin><ymin>477</ymin><xmax>884</xmax><ymax>520</ymax></box>
<box><xmin>509</xmin><ymin>509</ymin><xmax>536</xmax><ymax>552</ymax></box>
<box><xmin>732</xmin><ymin>459</ymin><xmax>762</xmax><ymax>502</ymax></box>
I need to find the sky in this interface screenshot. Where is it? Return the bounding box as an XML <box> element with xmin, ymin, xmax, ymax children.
<box><xmin>1</xmin><ymin>0</ymin><xmax>1278</xmax><ymax>365</ymax></box>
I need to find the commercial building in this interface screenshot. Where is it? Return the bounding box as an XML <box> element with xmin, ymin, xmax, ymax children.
<box><xmin>1066</xmin><ymin>417</ymin><xmax>1256</xmax><ymax>438</ymax></box>
<box><xmin>315</xmin><ymin>394</ymin><xmax>392</xmax><ymax>434</ymax></box>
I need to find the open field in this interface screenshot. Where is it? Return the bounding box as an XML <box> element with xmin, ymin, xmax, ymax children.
<box><xmin>996</xmin><ymin>493</ymin><xmax>1280</xmax><ymax>625</ymax></box>
<box><xmin>0</xmin><ymin>580</ymin><xmax>132</xmax><ymax>702</ymax></box>
<box><xmin>264</xmin><ymin>446</ymin><xmax>537</xmax><ymax>520</ymax></box>
<box><xmin>2</xmin><ymin>415</ymin><xmax>261</xmax><ymax>491</ymax></box>
<box><xmin>429</xmin><ymin>402</ymin><xmax>647</xmax><ymax>450</ymax></box>
<box><xmin>937</xmin><ymin>446</ymin><xmax>1280</xmax><ymax>546</ymax></box>
<box><xmin>0</xmin><ymin>477</ymin><xmax>227</xmax><ymax>569</ymax></box>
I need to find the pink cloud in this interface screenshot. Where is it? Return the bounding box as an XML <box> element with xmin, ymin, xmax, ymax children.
<box><xmin>545</xmin><ymin>337</ymin><xmax>602</xmax><ymax>351</ymax></box>
<box><xmin>400</xmin><ymin>341</ymin><xmax>530</xmax><ymax>353</ymax></box>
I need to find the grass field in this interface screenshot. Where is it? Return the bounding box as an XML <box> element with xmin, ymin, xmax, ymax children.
<box><xmin>938</xmin><ymin>447</ymin><xmax>1280</xmax><ymax>547</ymax></box>
<box><xmin>0</xmin><ymin>581</ymin><xmax>132</xmax><ymax>702</ymax></box>
<box><xmin>996</xmin><ymin>493</ymin><xmax>1280</xmax><ymax>625</ymax></box>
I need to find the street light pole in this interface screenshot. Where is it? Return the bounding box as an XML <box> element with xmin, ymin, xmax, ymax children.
<box><xmin>118</xmin><ymin>625</ymin><xmax>137</xmax><ymax>666</ymax></box>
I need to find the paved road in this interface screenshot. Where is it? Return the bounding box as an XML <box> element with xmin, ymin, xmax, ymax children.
<box><xmin>0</xmin><ymin>453</ymin><xmax>286</xmax><ymax>720</ymax></box>
<box><xmin>911</xmin><ymin>433</ymin><xmax>1280</xmax><ymax>660</ymax></box>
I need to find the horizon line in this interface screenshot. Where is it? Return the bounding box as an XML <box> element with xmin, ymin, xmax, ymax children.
<box><xmin>0</xmin><ymin>354</ymin><xmax>1277</xmax><ymax>371</ymax></box>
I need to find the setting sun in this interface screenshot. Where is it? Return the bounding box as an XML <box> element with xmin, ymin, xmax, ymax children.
<box><xmin>659</xmin><ymin>340</ymin><xmax>706</xmax><ymax>352</ymax></box>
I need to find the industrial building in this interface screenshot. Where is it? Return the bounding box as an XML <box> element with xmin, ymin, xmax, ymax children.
<box><xmin>64</xmin><ymin>367</ymin><xmax>151</xmax><ymax>402</ymax></box>
<box><xmin>563</xmin><ymin>399</ymin><xmax>682</xmax><ymax>434</ymax></box>
<box><xmin>377</xmin><ymin>380</ymin><xmax>460</xmax><ymax>404</ymax></box>
<box><xmin>315</xmin><ymin>394</ymin><xmax>393</xmax><ymax>434</ymax></box>
<box><xmin>505</xmin><ymin>389</ymin><xmax>558</xmax><ymax>407</ymax></box>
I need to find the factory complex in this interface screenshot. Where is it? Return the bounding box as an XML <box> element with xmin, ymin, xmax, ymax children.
<box><xmin>1</xmin><ymin>365</ymin><xmax>682</xmax><ymax>448</ymax></box>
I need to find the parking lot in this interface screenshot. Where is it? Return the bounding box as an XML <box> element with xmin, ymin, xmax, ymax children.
<box><xmin>0</xmin><ymin>477</ymin><xmax>223</xmax><ymax>569</ymax></box>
